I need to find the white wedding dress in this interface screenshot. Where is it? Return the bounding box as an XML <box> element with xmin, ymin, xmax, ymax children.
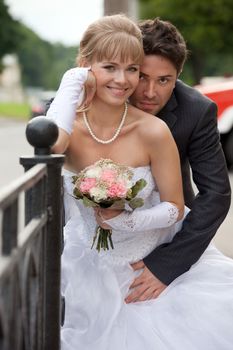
<box><xmin>61</xmin><ymin>166</ymin><xmax>233</xmax><ymax>350</ymax></box>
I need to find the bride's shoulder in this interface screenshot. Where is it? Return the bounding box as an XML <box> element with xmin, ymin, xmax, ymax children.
<box><xmin>128</xmin><ymin>105</ymin><xmax>171</xmax><ymax>142</ymax></box>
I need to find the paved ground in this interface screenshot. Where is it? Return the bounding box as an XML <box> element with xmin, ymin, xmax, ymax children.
<box><xmin>0</xmin><ymin>117</ymin><xmax>232</xmax><ymax>257</ymax></box>
<box><xmin>0</xmin><ymin>118</ymin><xmax>33</xmax><ymax>186</ymax></box>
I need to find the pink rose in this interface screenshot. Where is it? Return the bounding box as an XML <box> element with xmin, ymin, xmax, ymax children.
<box><xmin>107</xmin><ymin>182</ymin><xmax>127</xmax><ymax>198</ymax></box>
<box><xmin>100</xmin><ymin>169</ymin><xmax>117</xmax><ymax>184</ymax></box>
<box><xmin>79</xmin><ymin>178</ymin><xmax>97</xmax><ymax>193</ymax></box>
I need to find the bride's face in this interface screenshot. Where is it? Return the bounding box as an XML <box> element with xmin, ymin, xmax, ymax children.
<box><xmin>90</xmin><ymin>56</ymin><xmax>140</xmax><ymax>106</ymax></box>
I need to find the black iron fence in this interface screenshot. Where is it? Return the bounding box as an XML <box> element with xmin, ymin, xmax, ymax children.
<box><xmin>0</xmin><ymin>117</ymin><xmax>64</xmax><ymax>350</ymax></box>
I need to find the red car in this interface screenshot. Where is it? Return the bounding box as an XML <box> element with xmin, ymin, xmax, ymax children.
<box><xmin>196</xmin><ymin>79</ymin><xmax>233</xmax><ymax>168</ymax></box>
<box><xmin>30</xmin><ymin>90</ymin><xmax>56</xmax><ymax>119</ymax></box>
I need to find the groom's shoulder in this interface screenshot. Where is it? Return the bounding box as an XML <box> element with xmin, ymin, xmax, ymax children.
<box><xmin>174</xmin><ymin>80</ymin><xmax>213</xmax><ymax>107</ymax></box>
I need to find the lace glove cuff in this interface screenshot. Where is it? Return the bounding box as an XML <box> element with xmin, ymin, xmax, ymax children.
<box><xmin>104</xmin><ymin>202</ymin><xmax>179</xmax><ymax>232</ymax></box>
<box><xmin>46</xmin><ymin>67</ymin><xmax>89</xmax><ymax>134</ymax></box>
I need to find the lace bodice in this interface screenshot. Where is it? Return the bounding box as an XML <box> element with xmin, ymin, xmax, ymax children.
<box><xmin>63</xmin><ymin>166</ymin><xmax>182</xmax><ymax>264</ymax></box>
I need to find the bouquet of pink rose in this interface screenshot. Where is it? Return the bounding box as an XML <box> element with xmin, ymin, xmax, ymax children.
<box><xmin>72</xmin><ymin>159</ymin><xmax>147</xmax><ymax>252</ymax></box>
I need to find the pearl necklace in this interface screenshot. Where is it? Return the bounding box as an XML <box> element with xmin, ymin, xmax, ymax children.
<box><xmin>83</xmin><ymin>102</ymin><xmax>128</xmax><ymax>144</ymax></box>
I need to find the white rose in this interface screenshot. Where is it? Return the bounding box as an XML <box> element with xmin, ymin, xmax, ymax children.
<box><xmin>90</xmin><ymin>187</ymin><xmax>107</xmax><ymax>202</ymax></box>
<box><xmin>118</xmin><ymin>175</ymin><xmax>133</xmax><ymax>189</ymax></box>
<box><xmin>85</xmin><ymin>167</ymin><xmax>102</xmax><ymax>178</ymax></box>
<box><xmin>126</xmin><ymin>179</ymin><xmax>133</xmax><ymax>189</ymax></box>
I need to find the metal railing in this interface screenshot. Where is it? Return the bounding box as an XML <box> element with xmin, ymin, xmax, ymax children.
<box><xmin>0</xmin><ymin>117</ymin><xmax>64</xmax><ymax>350</ymax></box>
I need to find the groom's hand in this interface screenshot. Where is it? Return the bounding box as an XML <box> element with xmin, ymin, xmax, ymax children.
<box><xmin>125</xmin><ymin>261</ymin><xmax>167</xmax><ymax>303</ymax></box>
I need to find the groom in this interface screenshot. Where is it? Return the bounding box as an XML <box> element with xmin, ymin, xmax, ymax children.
<box><xmin>125</xmin><ymin>18</ymin><xmax>231</xmax><ymax>303</ymax></box>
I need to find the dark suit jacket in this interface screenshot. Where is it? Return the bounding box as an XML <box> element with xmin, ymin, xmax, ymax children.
<box><xmin>143</xmin><ymin>80</ymin><xmax>232</xmax><ymax>284</ymax></box>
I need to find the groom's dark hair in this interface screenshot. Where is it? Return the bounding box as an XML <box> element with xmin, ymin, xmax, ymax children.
<box><xmin>138</xmin><ymin>18</ymin><xmax>188</xmax><ymax>75</ymax></box>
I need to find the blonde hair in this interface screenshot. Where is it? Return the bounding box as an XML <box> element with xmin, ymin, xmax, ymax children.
<box><xmin>76</xmin><ymin>14</ymin><xmax>144</xmax><ymax>66</ymax></box>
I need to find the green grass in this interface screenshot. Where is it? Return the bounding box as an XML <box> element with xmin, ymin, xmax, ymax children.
<box><xmin>0</xmin><ymin>102</ymin><xmax>30</xmax><ymax>120</ymax></box>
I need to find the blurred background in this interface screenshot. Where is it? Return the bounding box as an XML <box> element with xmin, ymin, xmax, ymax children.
<box><xmin>0</xmin><ymin>0</ymin><xmax>232</xmax><ymax>255</ymax></box>
<box><xmin>1</xmin><ymin>0</ymin><xmax>233</xmax><ymax>163</ymax></box>
<box><xmin>1</xmin><ymin>0</ymin><xmax>233</xmax><ymax>113</ymax></box>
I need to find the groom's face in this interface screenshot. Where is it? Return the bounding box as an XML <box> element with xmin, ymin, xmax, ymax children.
<box><xmin>129</xmin><ymin>55</ymin><xmax>177</xmax><ymax>115</ymax></box>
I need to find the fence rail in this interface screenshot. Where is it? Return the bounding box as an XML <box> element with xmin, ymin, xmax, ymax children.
<box><xmin>0</xmin><ymin>116</ymin><xmax>64</xmax><ymax>350</ymax></box>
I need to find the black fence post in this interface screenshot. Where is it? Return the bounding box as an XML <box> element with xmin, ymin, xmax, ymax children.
<box><xmin>20</xmin><ymin>116</ymin><xmax>64</xmax><ymax>350</ymax></box>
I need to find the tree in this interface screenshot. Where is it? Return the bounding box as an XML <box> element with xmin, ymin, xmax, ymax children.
<box><xmin>139</xmin><ymin>0</ymin><xmax>233</xmax><ymax>83</ymax></box>
<box><xmin>15</xmin><ymin>23</ymin><xmax>77</xmax><ymax>89</ymax></box>
<box><xmin>15</xmin><ymin>24</ymin><xmax>53</xmax><ymax>87</ymax></box>
<box><xmin>0</xmin><ymin>0</ymin><xmax>79</xmax><ymax>90</ymax></box>
<box><xmin>0</xmin><ymin>0</ymin><xmax>20</xmax><ymax>71</ymax></box>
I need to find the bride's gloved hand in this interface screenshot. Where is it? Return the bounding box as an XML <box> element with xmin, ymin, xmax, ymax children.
<box><xmin>102</xmin><ymin>201</ymin><xmax>179</xmax><ymax>232</ymax></box>
<box><xmin>94</xmin><ymin>208</ymin><xmax>123</xmax><ymax>230</ymax></box>
<box><xmin>46</xmin><ymin>67</ymin><xmax>96</xmax><ymax>134</ymax></box>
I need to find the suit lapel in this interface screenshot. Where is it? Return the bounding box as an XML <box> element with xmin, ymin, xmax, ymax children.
<box><xmin>157</xmin><ymin>90</ymin><xmax>178</xmax><ymax>130</ymax></box>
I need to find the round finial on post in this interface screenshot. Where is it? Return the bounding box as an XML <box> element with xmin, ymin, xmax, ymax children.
<box><xmin>26</xmin><ymin>116</ymin><xmax>59</xmax><ymax>155</ymax></box>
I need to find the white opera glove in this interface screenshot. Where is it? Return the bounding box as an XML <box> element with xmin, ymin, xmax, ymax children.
<box><xmin>103</xmin><ymin>202</ymin><xmax>179</xmax><ymax>232</ymax></box>
<box><xmin>46</xmin><ymin>67</ymin><xmax>89</xmax><ymax>134</ymax></box>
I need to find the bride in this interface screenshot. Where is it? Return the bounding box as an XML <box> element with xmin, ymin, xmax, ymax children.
<box><xmin>47</xmin><ymin>14</ymin><xmax>233</xmax><ymax>350</ymax></box>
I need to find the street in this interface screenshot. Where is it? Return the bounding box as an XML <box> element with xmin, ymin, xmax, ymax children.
<box><xmin>0</xmin><ymin>118</ymin><xmax>232</xmax><ymax>257</ymax></box>
<box><xmin>0</xmin><ymin>118</ymin><xmax>33</xmax><ymax>186</ymax></box>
